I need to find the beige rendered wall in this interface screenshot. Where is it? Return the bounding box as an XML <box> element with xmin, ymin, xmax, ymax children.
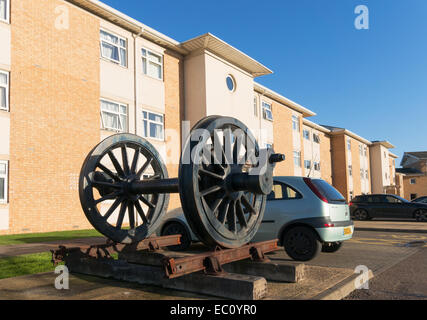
<box><xmin>403</xmin><ymin>175</ymin><xmax>427</xmax><ymax>200</ymax></box>
<box><xmin>302</xmin><ymin>124</ymin><xmax>322</xmax><ymax>179</ymax></box>
<box><xmin>350</xmin><ymin>136</ymin><xmax>362</xmax><ymax>197</ymax></box>
<box><xmin>330</xmin><ymin>134</ymin><xmax>349</xmax><ymax>200</ymax></box>
<box><xmin>319</xmin><ymin>132</ymin><xmax>332</xmax><ymax>184</ymax></box>
<box><xmin>369</xmin><ymin>144</ymin><xmax>384</xmax><ymax>194</ymax></box>
<box><xmin>3</xmin><ymin>0</ymin><xmax>100</xmax><ymax>235</ymax></box>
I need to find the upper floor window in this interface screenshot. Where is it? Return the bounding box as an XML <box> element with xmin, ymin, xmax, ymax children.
<box><xmin>314</xmin><ymin>162</ymin><xmax>321</xmax><ymax>171</ymax></box>
<box><xmin>303</xmin><ymin>130</ymin><xmax>310</xmax><ymax>140</ymax></box>
<box><xmin>262</xmin><ymin>101</ymin><xmax>273</xmax><ymax>121</ymax></box>
<box><xmin>410</xmin><ymin>178</ymin><xmax>416</xmax><ymax>185</ymax></box>
<box><xmin>348</xmin><ymin>165</ymin><xmax>353</xmax><ymax>176</ymax></box>
<box><xmin>365</xmin><ymin>169</ymin><xmax>369</xmax><ymax>180</ymax></box>
<box><xmin>0</xmin><ymin>0</ymin><xmax>9</xmax><ymax>23</ymax></box>
<box><xmin>293</xmin><ymin>151</ymin><xmax>301</xmax><ymax>167</ymax></box>
<box><xmin>142</xmin><ymin>111</ymin><xmax>164</xmax><ymax>140</ymax></box>
<box><xmin>142</xmin><ymin>48</ymin><xmax>163</xmax><ymax>80</ymax></box>
<box><xmin>292</xmin><ymin>115</ymin><xmax>300</xmax><ymax>132</ymax></box>
<box><xmin>347</xmin><ymin>138</ymin><xmax>351</xmax><ymax>151</ymax></box>
<box><xmin>364</xmin><ymin>146</ymin><xmax>367</xmax><ymax>157</ymax></box>
<box><xmin>360</xmin><ymin>169</ymin><xmax>364</xmax><ymax>179</ymax></box>
<box><xmin>313</xmin><ymin>133</ymin><xmax>320</xmax><ymax>144</ymax></box>
<box><xmin>253</xmin><ymin>96</ymin><xmax>258</xmax><ymax>117</ymax></box>
<box><xmin>304</xmin><ymin>160</ymin><xmax>311</xmax><ymax>170</ymax></box>
<box><xmin>0</xmin><ymin>71</ymin><xmax>8</xmax><ymax>111</ymax></box>
<box><xmin>100</xmin><ymin>99</ymin><xmax>128</xmax><ymax>132</ymax></box>
<box><xmin>100</xmin><ymin>30</ymin><xmax>127</xmax><ymax>67</ymax></box>
<box><xmin>359</xmin><ymin>144</ymin><xmax>363</xmax><ymax>156</ymax></box>
<box><xmin>0</xmin><ymin>160</ymin><xmax>8</xmax><ymax>203</ymax></box>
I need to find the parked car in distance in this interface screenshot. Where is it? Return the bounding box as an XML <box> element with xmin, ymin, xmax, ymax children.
<box><xmin>350</xmin><ymin>194</ymin><xmax>427</xmax><ymax>222</ymax></box>
<box><xmin>157</xmin><ymin>177</ymin><xmax>354</xmax><ymax>261</ymax></box>
<box><xmin>412</xmin><ymin>196</ymin><xmax>427</xmax><ymax>204</ymax></box>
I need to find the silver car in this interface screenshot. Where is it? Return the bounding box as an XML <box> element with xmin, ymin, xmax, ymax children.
<box><xmin>157</xmin><ymin>176</ymin><xmax>354</xmax><ymax>261</ymax></box>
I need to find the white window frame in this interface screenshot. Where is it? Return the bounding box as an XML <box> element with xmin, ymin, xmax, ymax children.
<box><xmin>254</xmin><ymin>96</ymin><xmax>258</xmax><ymax>117</ymax></box>
<box><xmin>293</xmin><ymin>151</ymin><xmax>301</xmax><ymax>167</ymax></box>
<box><xmin>0</xmin><ymin>160</ymin><xmax>8</xmax><ymax>204</ymax></box>
<box><xmin>100</xmin><ymin>29</ymin><xmax>127</xmax><ymax>67</ymax></box>
<box><xmin>0</xmin><ymin>0</ymin><xmax>9</xmax><ymax>24</ymax></box>
<box><xmin>100</xmin><ymin>99</ymin><xmax>128</xmax><ymax>133</ymax></box>
<box><xmin>292</xmin><ymin>115</ymin><xmax>300</xmax><ymax>132</ymax></box>
<box><xmin>262</xmin><ymin>101</ymin><xmax>273</xmax><ymax>121</ymax></box>
<box><xmin>142</xmin><ymin>48</ymin><xmax>164</xmax><ymax>80</ymax></box>
<box><xmin>0</xmin><ymin>70</ymin><xmax>9</xmax><ymax>111</ymax></box>
<box><xmin>142</xmin><ymin>110</ymin><xmax>165</xmax><ymax>141</ymax></box>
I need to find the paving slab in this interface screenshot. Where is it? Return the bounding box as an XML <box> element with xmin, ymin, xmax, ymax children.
<box><xmin>354</xmin><ymin>220</ymin><xmax>427</xmax><ymax>234</ymax></box>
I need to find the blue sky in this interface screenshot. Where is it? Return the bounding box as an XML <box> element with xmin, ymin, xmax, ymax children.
<box><xmin>102</xmin><ymin>0</ymin><xmax>427</xmax><ymax>165</ymax></box>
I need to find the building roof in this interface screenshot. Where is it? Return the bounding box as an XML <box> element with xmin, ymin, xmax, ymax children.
<box><xmin>180</xmin><ymin>33</ymin><xmax>273</xmax><ymax>77</ymax></box>
<box><xmin>404</xmin><ymin>152</ymin><xmax>427</xmax><ymax>159</ymax></box>
<box><xmin>254</xmin><ymin>83</ymin><xmax>316</xmax><ymax>118</ymax></box>
<box><xmin>321</xmin><ymin>125</ymin><xmax>372</xmax><ymax>146</ymax></box>
<box><xmin>371</xmin><ymin>140</ymin><xmax>395</xmax><ymax>149</ymax></box>
<box><xmin>302</xmin><ymin>119</ymin><xmax>331</xmax><ymax>133</ymax></box>
<box><xmin>396</xmin><ymin>167</ymin><xmax>423</xmax><ymax>175</ymax></box>
<box><xmin>389</xmin><ymin>152</ymin><xmax>399</xmax><ymax>159</ymax></box>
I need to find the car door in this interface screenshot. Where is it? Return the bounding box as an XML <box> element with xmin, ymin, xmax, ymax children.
<box><xmin>254</xmin><ymin>181</ymin><xmax>303</xmax><ymax>242</ymax></box>
<box><xmin>382</xmin><ymin>195</ymin><xmax>408</xmax><ymax>219</ymax></box>
<box><xmin>366</xmin><ymin>195</ymin><xmax>384</xmax><ymax>218</ymax></box>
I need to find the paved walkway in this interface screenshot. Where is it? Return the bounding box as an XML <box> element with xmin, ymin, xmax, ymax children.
<box><xmin>0</xmin><ymin>237</ymin><xmax>106</xmax><ymax>258</ymax></box>
<box><xmin>354</xmin><ymin>220</ymin><xmax>427</xmax><ymax>234</ymax></box>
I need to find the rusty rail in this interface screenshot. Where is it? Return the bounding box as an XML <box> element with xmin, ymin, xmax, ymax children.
<box><xmin>162</xmin><ymin>239</ymin><xmax>279</xmax><ymax>279</ymax></box>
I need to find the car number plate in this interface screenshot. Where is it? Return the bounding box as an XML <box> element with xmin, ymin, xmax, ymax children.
<box><xmin>343</xmin><ymin>227</ymin><xmax>352</xmax><ymax>235</ymax></box>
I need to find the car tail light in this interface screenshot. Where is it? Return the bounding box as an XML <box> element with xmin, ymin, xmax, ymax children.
<box><xmin>303</xmin><ymin>177</ymin><xmax>328</xmax><ymax>203</ymax></box>
<box><xmin>324</xmin><ymin>223</ymin><xmax>335</xmax><ymax>228</ymax></box>
<box><xmin>349</xmin><ymin>202</ymin><xmax>353</xmax><ymax>207</ymax></box>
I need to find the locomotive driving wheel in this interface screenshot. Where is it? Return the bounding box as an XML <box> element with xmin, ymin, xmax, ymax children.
<box><xmin>179</xmin><ymin>116</ymin><xmax>268</xmax><ymax>248</ymax></box>
<box><xmin>79</xmin><ymin>134</ymin><xmax>169</xmax><ymax>244</ymax></box>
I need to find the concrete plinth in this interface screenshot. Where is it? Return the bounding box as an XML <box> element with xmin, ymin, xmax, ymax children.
<box><xmin>66</xmin><ymin>257</ymin><xmax>267</xmax><ymax>300</ymax></box>
<box><xmin>223</xmin><ymin>259</ymin><xmax>305</xmax><ymax>283</ymax></box>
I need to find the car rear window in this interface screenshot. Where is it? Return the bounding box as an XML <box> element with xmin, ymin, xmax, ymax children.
<box><xmin>310</xmin><ymin>179</ymin><xmax>346</xmax><ymax>204</ymax></box>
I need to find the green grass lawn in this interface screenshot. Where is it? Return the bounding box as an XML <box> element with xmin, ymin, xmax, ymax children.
<box><xmin>0</xmin><ymin>229</ymin><xmax>103</xmax><ymax>246</ymax></box>
<box><xmin>0</xmin><ymin>252</ymin><xmax>60</xmax><ymax>280</ymax></box>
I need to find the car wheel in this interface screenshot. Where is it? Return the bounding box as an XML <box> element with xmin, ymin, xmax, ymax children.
<box><xmin>283</xmin><ymin>226</ymin><xmax>322</xmax><ymax>261</ymax></box>
<box><xmin>414</xmin><ymin>210</ymin><xmax>427</xmax><ymax>222</ymax></box>
<box><xmin>161</xmin><ymin>222</ymin><xmax>191</xmax><ymax>251</ymax></box>
<box><xmin>353</xmin><ymin>209</ymin><xmax>369</xmax><ymax>221</ymax></box>
<box><xmin>322</xmin><ymin>242</ymin><xmax>343</xmax><ymax>253</ymax></box>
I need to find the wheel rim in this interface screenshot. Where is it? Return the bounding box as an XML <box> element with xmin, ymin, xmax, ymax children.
<box><xmin>179</xmin><ymin>116</ymin><xmax>266</xmax><ymax>248</ymax></box>
<box><xmin>79</xmin><ymin>134</ymin><xmax>169</xmax><ymax>244</ymax></box>
<box><xmin>355</xmin><ymin>209</ymin><xmax>367</xmax><ymax>220</ymax></box>
<box><xmin>286</xmin><ymin>231</ymin><xmax>312</xmax><ymax>256</ymax></box>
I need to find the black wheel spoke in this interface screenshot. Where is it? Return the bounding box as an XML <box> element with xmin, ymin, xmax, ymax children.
<box><xmin>103</xmin><ymin>197</ymin><xmax>123</xmax><ymax>221</ymax></box>
<box><xmin>199</xmin><ymin>168</ymin><xmax>223</xmax><ymax>180</ymax></box>
<box><xmin>227</xmin><ymin>201</ymin><xmax>237</xmax><ymax>233</ymax></box>
<box><xmin>200</xmin><ymin>185</ymin><xmax>223</xmax><ymax>197</ymax></box>
<box><xmin>136</xmin><ymin>157</ymin><xmax>153</xmax><ymax>179</ymax></box>
<box><xmin>97</xmin><ymin>164</ymin><xmax>120</xmax><ymax>182</ymax></box>
<box><xmin>108</xmin><ymin>151</ymin><xmax>125</xmax><ymax>177</ymax></box>
<box><xmin>121</xmin><ymin>145</ymin><xmax>130</xmax><ymax>175</ymax></box>
<box><xmin>135</xmin><ymin>200</ymin><xmax>148</xmax><ymax>224</ymax></box>
<box><xmin>128</xmin><ymin>201</ymin><xmax>135</xmax><ymax>229</ymax></box>
<box><xmin>139</xmin><ymin>195</ymin><xmax>155</xmax><ymax>209</ymax></box>
<box><xmin>211</xmin><ymin>197</ymin><xmax>224</xmax><ymax>215</ymax></box>
<box><xmin>241</xmin><ymin>194</ymin><xmax>256</xmax><ymax>215</ymax></box>
<box><xmin>217</xmin><ymin>199</ymin><xmax>230</xmax><ymax>224</ymax></box>
<box><xmin>94</xmin><ymin>191</ymin><xmax>122</xmax><ymax>204</ymax></box>
<box><xmin>131</xmin><ymin>148</ymin><xmax>140</xmax><ymax>174</ymax></box>
<box><xmin>91</xmin><ymin>180</ymin><xmax>121</xmax><ymax>189</ymax></box>
<box><xmin>116</xmin><ymin>202</ymin><xmax>127</xmax><ymax>229</ymax></box>
<box><xmin>236</xmin><ymin>200</ymin><xmax>247</xmax><ymax>228</ymax></box>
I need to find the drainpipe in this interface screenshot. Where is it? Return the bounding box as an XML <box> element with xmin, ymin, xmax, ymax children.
<box><xmin>133</xmin><ymin>29</ymin><xmax>144</xmax><ymax>135</ymax></box>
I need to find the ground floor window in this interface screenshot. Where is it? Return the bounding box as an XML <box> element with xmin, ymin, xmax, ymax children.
<box><xmin>293</xmin><ymin>151</ymin><xmax>301</xmax><ymax>167</ymax></box>
<box><xmin>142</xmin><ymin>110</ymin><xmax>164</xmax><ymax>140</ymax></box>
<box><xmin>410</xmin><ymin>194</ymin><xmax>417</xmax><ymax>200</ymax></box>
<box><xmin>0</xmin><ymin>161</ymin><xmax>8</xmax><ymax>203</ymax></box>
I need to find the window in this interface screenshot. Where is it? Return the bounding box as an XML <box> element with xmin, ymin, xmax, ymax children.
<box><xmin>348</xmin><ymin>165</ymin><xmax>352</xmax><ymax>176</ymax></box>
<box><xmin>0</xmin><ymin>70</ymin><xmax>8</xmax><ymax>111</ymax></box>
<box><xmin>100</xmin><ymin>30</ymin><xmax>127</xmax><ymax>67</ymax></box>
<box><xmin>303</xmin><ymin>130</ymin><xmax>310</xmax><ymax>140</ymax></box>
<box><xmin>347</xmin><ymin>138</ymin><xmax>351</xmax><ymax>151</ymax></box>
<box><xmin>360</xmin><ymin>169</ymin><xmax>364</xmax><ymax>179</ymax></box>
<box><xmin>226</xmin><ymin>75</ymin><xmax>235</xmax><ymax>92</ymax></box>
<box><xmin>142</xmin><ymin>111</ymin><xmax>164</xmax><ymax>140</ymax></box>
<box><xmin>262</xmin><ymin>102</ymin><xmax>273</xmax><ymax>121</ymax></box>
<box><xmin>265</xmin><ymin>143</ymin><xmax>272</xmax><ymax>149</ymax></box>
<box><xmin>0</xmin><ymin>0</ymin><xmax>9</xmax><ymax>23</ymax></box>
<box><xmin>268</xmin><ymin>182</ymin><xmax>302</xmax><ymax>201</ymax></box>
<box><xmin>100</xmin><ymin>99</ymin><xmax>128</xmax><ymax>132</ymax></box>
<box><xmin>0</xmin><ymin>161</ymin><xmax>7</xmax><ymax>203</ymax></box>
<box><xmin>293</xmin><ymin>151</ymin><xmax>301</xmax><ymax>167</ymax></box>
<box><xmin>304</xmin><ymin>160</ymin><xmax>311</xmax><ymax>169</ymax></box>
<box><xmin>142</xmin><ymin>48</ymin><xmax>163</xmax><ymax>80</ymax></box>
<box><xmin>359</xmin><ymin>145</ymin><xmax>363</xmax><ymax>156</ymax></box>
<box><xmin>410</xmin><ymin>194</ymin><xmax>418</xmax><ymax>200</ymax></box>
<box><xmin>314</xmin><ymin>162</ymin><xmax>321</xmax><ymax>171</ymax></box>
<box><xmin>365</xmin><ymin>169</ymin><xmax>369</xmax><ymax>179</ymax></box>
<box><xmin>292</xmin><ymin>115</ymin><xmax>300</xmax><ymax>132</ymax></box>
<box><xmin>364</xmin><ymin>146</ymin><xmax>367</xmax><ymax>157</ymax></box>
<box><xmin>349</xmin><ymin>191</ymin><xmax>354</xmax><ymax>200</ymax></box>
<box><xmin>410</xmin><ymin>178</ymin><xmax>416</xmax><ymax>185</ymax></box>
<box><xmin>253</xmin><ymin>96</ymin><xmax>258</xmax><ymax>117</ymax></box>
<box><xmin>313</xmin><ymin>133</ymin><xmax>320</xmax><ymax>144</ymax></box>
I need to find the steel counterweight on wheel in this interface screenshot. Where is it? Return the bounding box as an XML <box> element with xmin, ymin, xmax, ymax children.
<box><xmin>79</xmin><ymin>116</ymin><xmax>285</xmax><ymax>248</ymax></box>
